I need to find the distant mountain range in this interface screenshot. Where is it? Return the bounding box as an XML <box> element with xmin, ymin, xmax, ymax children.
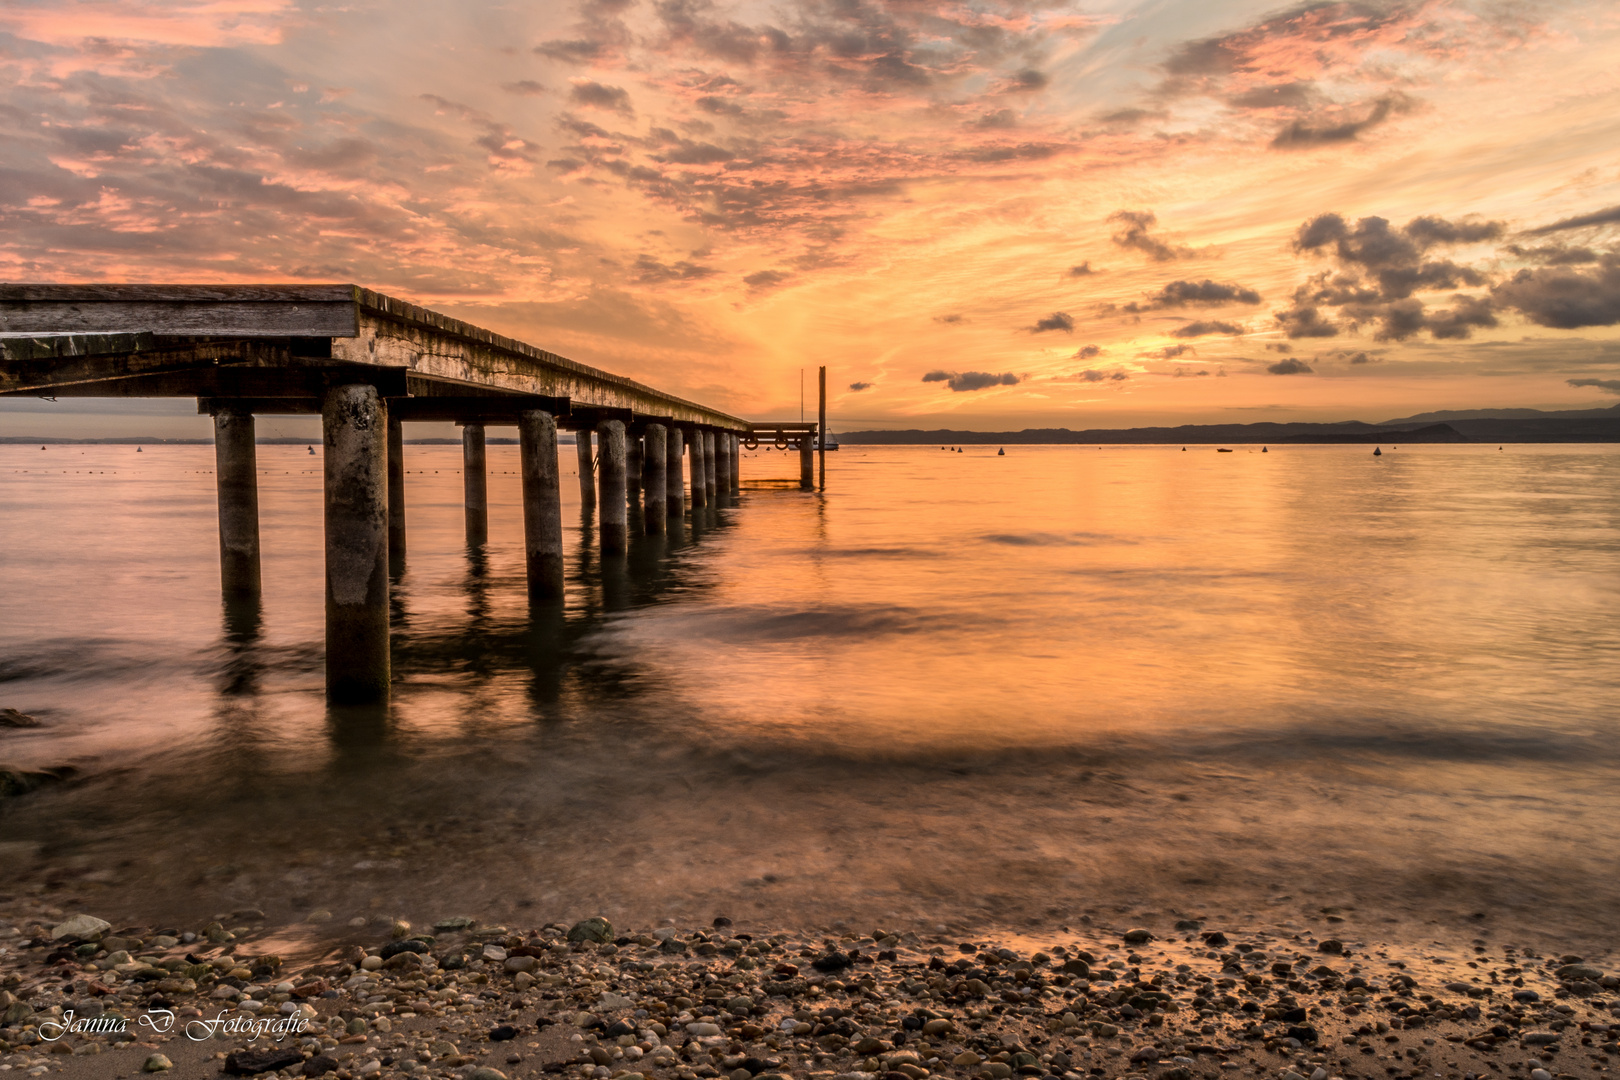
<box><xmin>1380</xmin><ymin>403</ymin><xmax>1620</xmax><ymax>423</ymax></box>
<box><xmin>839</xmin><ymin>408</ymin><xmax>1620</xmax><ymax>445</ymax></box>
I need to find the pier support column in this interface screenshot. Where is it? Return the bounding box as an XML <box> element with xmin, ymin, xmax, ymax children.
<box><xmin>689</xmin><ymin>427</ymin><xmax>707</xmax><ymax>509</ymax></box>
<box><xmin>730</xmin><ymin>434</ymin><xmax>741</xmax><ymax>493</ymax></box>
<box><xmin>323</xmin><ymin>383</ymin><xmax>390</xmax><ymax>704</ymax></box>
<box><xmin>575</xmin><ymin>430</ymin><xmax>596</xmax><ymax>508</ymax></box>
<box><xmin>462</xmin><ymin>422</ymin><xmax>488</xmax><ymax>549</ymax></box>
<box><xmin>643</xmin><ymin>423</ymin><xmax>667</xmax><ymax>533</ymax></box>
<box><xmin>387</xmin><ymin>414</ymin><xmax>406</xmax><ymax>569</ymax></box>
<box><xmin>799</xmin><ymin>432</ymin><xmax>814</xmax><ymax>490</ymax></box>
<box><xmin>626</xmin><ymin>431</ymin><xmax>643</xmax><ymax>505</ymax></box>
<box><xmin>714</xmin><ymin>430</ymin><xmax>731</xmax><ymax>498</ymax></box>
<box><xmin>597</xmin><ymin>420</ymin><xmax>628</xmax><ymax>554</ymax></box>
<box><xmin>703</xmin><ymin>430</ymin><xmax>718</xmax><ymax>502</ymax></box>
<box><xmin>519</xmin><ymin>410</ymin><xmax>564</xmax><ymax>600</ymax></box>
<box><xmin>666</xmin><ymin>426</ymin><xmax>685</xmax><ymax>517</ymax></box>
<box><xmin>213</xmin><ymin>406</ymin><xmax>261</xmax><ymax>600</ymax></box>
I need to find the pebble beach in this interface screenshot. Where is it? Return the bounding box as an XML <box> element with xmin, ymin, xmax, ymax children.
<box><xmin>1</xmin><ymin>906</ymin><xmax>1615</xmax><ymax>1080</ymax></box>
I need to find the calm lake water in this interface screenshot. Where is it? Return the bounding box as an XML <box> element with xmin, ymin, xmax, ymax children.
<box><xmin>1</xmin><ymin>442</ymin><xmax>1617</xmax><ymax>946</ymax></box>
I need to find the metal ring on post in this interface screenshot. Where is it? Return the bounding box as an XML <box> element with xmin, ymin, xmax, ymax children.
<box><xmin>744</xmin><ymin>437</ymin><xmax>759</xmax><ymax>451</ymax></box>
<box><xmin>774</xmin><ymin>432</ymin><xmax>789</xmax><ymax>449</ymax></box>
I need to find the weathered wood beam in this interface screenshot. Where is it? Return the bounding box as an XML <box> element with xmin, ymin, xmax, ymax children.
<box><xmin>0</xmin><ymin>341</ymin><xmax>325</xmax><ymax>395</ymax></box>
<box><xmin>389</xmin><ymin>395</ymin><xmax>570</xmax><ymax>423</ymax></box>
<box><xmin>0</xmin><ymin>284</ymin><xmax>359</xmax><ymax>337</ymax></box>
<box><xmin>32</xmin><ymin>363</ymin><xmax>407</xmax><ymax>400</ymax></box>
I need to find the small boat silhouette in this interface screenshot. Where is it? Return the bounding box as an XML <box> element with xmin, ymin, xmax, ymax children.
<box><xmin>1216</xmin><ymin>448</ymin><xmax>1233</xmax><ymax>453</ymax></box>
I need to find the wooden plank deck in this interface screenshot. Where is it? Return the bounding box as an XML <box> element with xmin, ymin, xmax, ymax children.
<box><xmin>0</xmin><ymin>284</ymin><xmax>749</xmax><ymax>431</ymax></box>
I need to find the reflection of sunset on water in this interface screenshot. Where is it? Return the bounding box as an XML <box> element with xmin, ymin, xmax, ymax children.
<box><xmin>0</xmin><ymin>443</ymin><xmax>1615</xmax><ymax>948</ymax></box>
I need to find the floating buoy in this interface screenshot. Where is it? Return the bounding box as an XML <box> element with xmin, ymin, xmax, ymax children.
<box><xmin>1181</xmin><ymin>447</ymin><xmax>1186</xmax><ymax>451</ymax></box>
<box><xmin>1373</xmin><ymin>447</ymin><xmax>1382</xmax><ymax>456</ymax></box>
<box><xmin>1261</xmin><ymin>446</ymin><xmax>1267</xmax><ymax>453</ymax></box>
<box><xmin>136</xmin><ymin>446</ymin><xmax>143</xmax><ymax>452</ymax></box>
<box><xmin>997</xmin><ymin>448</ymin><xmax>1005</xmax><ymax>456</ymax></box>
<box><xmin>308</xmin><ymin>446</ymin><xmax>316</xmax><ymax>455</ymax></box>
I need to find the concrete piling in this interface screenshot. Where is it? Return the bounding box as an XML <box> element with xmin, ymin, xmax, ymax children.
<box><xmin>643</xmin><ymin>422</ymin><xmax>667</xmax><ymax>532</ymax></box>
<box><xmin>597</xmin><ymin>419</ymin><xmax>629</xmax><ymax>554</ymax></box>
<box><xmin>462</xmin><ymin>422</ymin><xmax>488</xmax><ymax>549</ymax></box>
<box><xmin>386</xmin><ymin>414</ymin><xmax>406</xmax><ymax>568</ymax></box>
<box><xmin>576</xmin><ymin>430</ymin><xmax>596</xmax><ymax>507</ymax></box>
<box><xmin>518</xmin><ymin>410</ymin><xmax>565</xmax><ymax>600</ymax></box>
<box><xmin>800</xmin><ymin>431</ymin><xmax>814</xmax><ymax>490</ymax></box>
<box><xmin>322</xmin><ymin>383</ymin><xmax>390</xmax><ymax>704</ymax></box>
<box><xmin>212</xmin><ymin>406</ymin><xmax>261</xmax><ymax>600</ymax></box>
<box><xmin>627</xmin><ymin>431</ymin><xmax>643</xmax><ymax>504</ymax></box>
<box><xmin>703</xmin><ymin>431</ymin><xmax>718</xmax><ymax>502</ymax></box>
<box><xmin>714</xmin><ymin>428</ymin><xmax>731</xmax><ymax>498</ymax></box>
<box><xmin>689</xmin><ymin>427</ymin><xmax>707</xmax><ymax>509</ymax></box>
<box><xmin>666</xmin><ymin>426</ymin><xmax>685</xmax><ymax>517</ymax></box>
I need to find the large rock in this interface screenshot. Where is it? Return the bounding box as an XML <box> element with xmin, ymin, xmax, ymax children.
<box><xmin>567</xmin><ymin>917</ymin><xmax>613</xmax><ymax>944</ymax></box>
<box><xmin>51</xmin><ymin>914</ymin><xmax>111</xmax><ymax>940</ymax></box>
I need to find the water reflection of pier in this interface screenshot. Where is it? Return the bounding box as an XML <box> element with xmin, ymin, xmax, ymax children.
<box><xmin>0</xmin><ymin>285</ymin><xmax>816</xmax><ymax>704</ymax></box>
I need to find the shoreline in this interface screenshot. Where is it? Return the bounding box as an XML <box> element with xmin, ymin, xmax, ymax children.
<box><xmin>1</xmin><ymin>906</ymin><xmax>1614</xmax><ymax>1080</ymax></box>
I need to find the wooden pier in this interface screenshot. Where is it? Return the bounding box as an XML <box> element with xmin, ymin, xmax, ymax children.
<box><xmin>0</xmin><ymin>284</ymin><xmax>801</xmax><ymax>703</ymax></box>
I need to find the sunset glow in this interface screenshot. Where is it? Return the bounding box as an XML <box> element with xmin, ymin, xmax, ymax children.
<box><xmin>4</xmin><ymin>0</ymin><xmax>1620</xmax><ymax>427</ymax></box>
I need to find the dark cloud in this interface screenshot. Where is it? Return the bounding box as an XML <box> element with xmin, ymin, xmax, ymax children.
<box><xmin>1067</xmin><ymin>261</ymin><xmax>1097</xmax><ymax>277</ymax></box>
<box><xmin>1229</xmin><ymin>81</ymin><xmax>1315</xmax><ymax>109</ymax></box>
<box><xmin>1265</xmin><ymin>342</ymin><xmax>1293</xmax><ymax>352</ymax></box>
<box><xmin>1143</xmin><ymin>344</ymin><xmax>1194</xmax><ymax>360</ymax></box>
<box><xmin>1493</xmin><ymin>256</ymin><xmax>1620</xmax><ymax>329</ymax></box>
<box><xmin>1171</xmin><ymin>320</ymin><xmax>1245</xmax><ymax>337</ymax></box>
<box><xmin>1029</xmin><ymin>311</ymin><xmax>1075</xmax><ymax>333</ymax></box>
<box><xmin>1423</xmin><ymin>295</ymin><xmax>1498</xmax><ymax>339</ymax></box>
<box><xmin>743</xmin><ymin>269</ymin><xmax>790</xmax><ymax>290</ymax></box>
<box><xmin>922</xmin><ymin>370</ymin><xmax>1021</xmax><ymax>392</ymax></box>
<box><xmin>1071</xmin><ymin>368</ymin><xmax>1128</xmax><ymax>382</ymax></box>
<box><xmin>1275</xmin><ymin>305</ymin><xmax>1340</xmax><ymax>338</ymax></box>
<box><xmin>934</xmin><ymin>313</ymin><xmax>965</xmax><ymax>324</ymax></box>
<box><xmin>1009</xmin><ymin>69</ymin><xmax>1049</xmax><ymax>92</ymax></box>
<box><xmin>848</xmin><ymin>381</ymin><xmax>873</xmax><ymax>392</ymax></box>
<box><xmin>1096</xmin><ymin>108</ymin><xmax>1166</xmax><ymax>127</ymax></box>
<box><xmin>659</xmin><ymin>140</ymin><xmax>733</xmax><ymax>165</ymax></box>
<box><xmin>634</xmin><ymin>254</ymin><xmax>715</xmax><ymax>283</ymax></box>
<box><xmin>1127</xmin><ymin>279</ymin><xmax>1262</xmax><ymax>311</ymax></box>
<box><xmin>1077</xmin><ymin>344</ymin><xmax>1103</xmax><ymax>359</ymax></box>
<box><xmin>1283</xmin><ymin>210</ymin><xmax>1510</xmax><ymax>340</ymax></box>
<box><xmin>1506</xmin><ymin>243</ymin><xmax>1601</xmax><ymax>266</ymax></box>
<box><xmin>1568</xmin><ymin>378</ymin><xmax>1620</xmax><ymax>395</ymax></box>
<box><xmin>1526</xmin><ymin>205</ymin><xmax>1620</xmax><ymax>235</ymax></box>
<box><xmin>1271</xmin><ymin>92</ymin><xmax>1415</xmax><ymax>149</ymax></box>
<box><xmin>1170</xmin><ymin>366</ymin><xmax>1210</xmax><ymax>377</ymax></box>
<box><xmin>974</xmin><ymin>109</ymin><xmax>1018</xmax><ymax>130</ymax></box>
<box><xmin>502</xmin><ymin>81</ymin><xmax>548</xmax><ymax>96</ymax></box>
<box><xmin>536</xmin><ymin>39</ymin><xmax>607</xmax><ymax>62</ymax></box>
<box><xmin>569</xmin><ymin>81</ymin><xmax>633</xmax><ymax>113</ymax></box>
<box><xmin>1108</xmin><ymin>210</ymin><xmax>1196</xmax><ymax>262</ymax></box>
<box><xmin>1267</xmin><ymin>357</ymin><xmax>1313</xmax><ymax>374</ymax></box>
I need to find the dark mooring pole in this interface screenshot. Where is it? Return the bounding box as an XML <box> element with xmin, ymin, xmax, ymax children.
<box><xmin>818</xmin><ymin>365</ymin><xmax>827</xmax><ymax>491</ymax></box>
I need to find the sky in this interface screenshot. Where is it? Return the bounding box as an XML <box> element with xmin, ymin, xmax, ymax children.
<box><xmin>3</xmin><ymin>0</ymin><xmax>1620</xmax><ymax>435</ymax></box>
